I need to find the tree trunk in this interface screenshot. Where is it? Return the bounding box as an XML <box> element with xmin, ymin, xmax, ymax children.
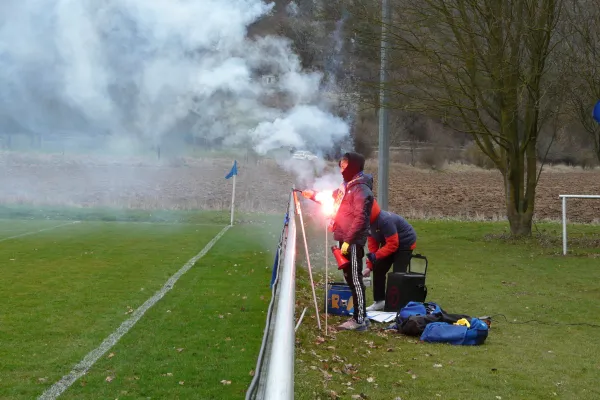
<box><xmin>506</xmin><ymin>207</ymin><xmax>533</xmax><ymax>236</ymax></box>
<box><xmin>504</xmin><ymin>149</ymin><xmax>536</xmax><ymax>237</ymax></box>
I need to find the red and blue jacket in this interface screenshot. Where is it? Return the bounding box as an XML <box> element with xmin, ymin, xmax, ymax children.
<box><xmin>367</xmin><ymin>200</ymin><xmax>417</xmax><ymax>268</ymax></box>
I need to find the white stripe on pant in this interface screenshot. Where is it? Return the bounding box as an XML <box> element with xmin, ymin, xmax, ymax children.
<box><xmin>350</xmin><ymin>244</ymin><xmax>365</xmax><ymax>324</ymax></box>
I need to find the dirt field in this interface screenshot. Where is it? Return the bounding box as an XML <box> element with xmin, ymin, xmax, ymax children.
<box><xmin>1</xmin><ymin>151</ymin><xmax>599</xmax><ymax>223</ymax></box>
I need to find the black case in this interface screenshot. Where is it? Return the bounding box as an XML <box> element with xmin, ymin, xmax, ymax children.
<box><xmin>384</xmin><ymin>254</ymin><xmax>428</xmax><ymax>312</ymax></box>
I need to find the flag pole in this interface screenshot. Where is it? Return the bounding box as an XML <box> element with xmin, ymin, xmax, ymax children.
<box><xmin>230</xmin><ymin>173</ymin><xmax>236</xmax><ymax>226</ymax></box>
<box><xmin>293</xmin><ymin>190</ymin><xmax>322</xmax><ymax>331</ymax></box>
<box><xmin>325</xmin><ymin>220</ymin><xmax>328</xmax><ymax>336</ymax></box>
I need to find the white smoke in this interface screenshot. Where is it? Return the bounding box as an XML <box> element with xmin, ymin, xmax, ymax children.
<box><xmin>0</xmin><ymin>0</ymin><xmax>350</xmax><ymax>165</ymax></box>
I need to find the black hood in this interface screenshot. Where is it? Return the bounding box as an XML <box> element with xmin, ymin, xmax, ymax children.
<box><xmin>340</xmin><ymin>152</ymin><xmax>365</xmax><ymax>182</ymax></box>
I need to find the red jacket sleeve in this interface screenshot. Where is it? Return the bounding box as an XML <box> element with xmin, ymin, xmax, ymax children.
<box><xmin>375</xmin><ymin>233</ymin><xmax>399</xmax><ymax>259</ymax></box>
<box><xmin>367</xmin><ymin>236</ymin><xmax>379</xmax><ymax>254</ymax></box>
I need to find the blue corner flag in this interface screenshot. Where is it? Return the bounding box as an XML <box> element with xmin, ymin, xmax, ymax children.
<box><xmin>593</xmin><ymin>100</ymin><xmax>600</xmax><ymax>124</ymax></box>
<box><xmin>225</xmin><ymin>160</ymin><xmax>238</xmax><ymax>179</ymax></box>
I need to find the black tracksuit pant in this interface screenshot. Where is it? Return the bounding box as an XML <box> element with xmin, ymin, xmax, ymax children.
<box><xmin>340</xmin><ymin>242</ymin><xmax>366</xmax><ymax>324</ymax></box>
<box><xmin>373</xmin><ymin>249</ymin><xmax>414</xmax><ymax>302</ymax></box>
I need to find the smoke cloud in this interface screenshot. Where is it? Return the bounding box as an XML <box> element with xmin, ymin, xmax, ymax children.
<box><xmin>0</xmin><ymin>0</ymin><xmax>350</xmax><ymax>162</ymax></box>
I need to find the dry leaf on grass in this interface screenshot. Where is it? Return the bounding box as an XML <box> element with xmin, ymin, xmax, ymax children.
<box><xmin>329</xmin><ymin>390</ymin><xmax>339</xmax><ymax>399</ymax></box>
<box><xmin>107</xmin><ymin>352</ymin><xmax>115</xmax><ymax>359</ymax></box>
<box><xmin>249</xmin><ymin>370</ymin><xmax>255</xmax><ymax>376</ymax></box>
<box><xmin>176</xmin><ymin>348</ymin><xmax>184</xmax><ymax>353</ymax></box>
<box><xmin>105</xmin><ymin>376</ymin><xmax>114</xmax><ymax>383</ymax></box>
<box><xmin>366</xmin><ymin>377</ymin><xmax>375</xmax><ymax>383</ymax></box>
<box><xmin>161</xmin><ymin>372</ymin><xmax>173</xmax><ymax>377</ymax></box>
<box><xmin>433</xmin><ymin>364</ymin><xmax>442</xmax><ymax>368</ymax></box>
<box><xmin>220</xmin><ymin>380</ymin><xmax>232</xmax><ymax>385</ymax></box>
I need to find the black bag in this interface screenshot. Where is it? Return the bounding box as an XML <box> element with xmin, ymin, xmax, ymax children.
<box><xmin>384</xmin><ymin>254</ymin><xmax>428</xmax><ymax>312</ymax></box>
<box><xmin>399</xmin><ymin>312</ymin><xmax>472</xmax><ymax>336</ymax></box>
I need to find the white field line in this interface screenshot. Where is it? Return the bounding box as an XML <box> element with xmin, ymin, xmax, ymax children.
<box><xmin>103</xmin><ymin>221</ymin><xmax>227</xmax><ymax>227</ymax></box>
<box><xmin>38</xmin><ymin>225</ymin><xmax>231</xmax><ymax>400</ymax></box>
<box><xmin>0</xmin><ymin>221</ymin><xmax>80</xmax><ymax>243</ymax></box>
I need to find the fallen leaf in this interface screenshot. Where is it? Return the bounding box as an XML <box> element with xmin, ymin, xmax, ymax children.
<box><xmin>219</xmin><ymin>315</ymin><xmax>224</xmax><ymax>319</ymax></box>
<box><xmin>366</xmin><ymin>377</ymin><xmax>375</xmax><ymax>383</ymax></box>
<box><xmin>386</xmin><ymin>348</ymin><xmax>394</xmax><ymax>352</ymax></box>
<box><xmin>329</xmin><ymin>390</ymin><xmax>339</xmax><ymax>399</ymax></box>
<box><xmin>315</xmin><ymin>336</ymin><xmax>326</xmax><ymax>344</ymax></box>
<box><xmin>411</xmin><ymin>374</ymin><xmax>417</xmax><ymax>379</ymax></box>
<box><xmin>220</xmin><ymin>380</ymin><xmax>232</xmax><ymax>385</ymax></box>
<box><xmin>225</xmin><ymin>337</ymin><xmax>231</xmax><ymax>341</ymax></box>
<box><xmin>107</xmin><ymin>352</ymin><xmax>115</xmax><ymax>359</ymax></box>
<box><xmin>249</xmin><ymin>370</ymin><xmax>255</xmax><ymax>376</ymax></box>
<box><xmin>433</xmin><ymin>364</ymin><xmax>442</xmax><ymax>368</ymax></box>
<box><xmin>38</xmin><ymin>377</ymin><xmax>47</xmax><ymax>383</ymax></box>
<box><xmin>179</xmin><ymin>381</ymin><xmax>184</xmax><ymax>385</ymax></box>
<box><xmin>161</xmin><ymin>372</ymin><xmax>173</xmax><ymax>377</ymax></box>
<box><xmin>105</xmin><ymin>376</ymin><xmax>114</xmax><ymax>383</ymax></box>
<box><xmin>176</xmin><ymin>348</ymin><xmax>184</xmax><ymax>352</ymax></box>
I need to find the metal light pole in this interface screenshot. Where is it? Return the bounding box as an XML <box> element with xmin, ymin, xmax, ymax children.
<box><xmin>378</xmin><ymin>0</ymin><xmax>391</xmax><ymax>210</ymax></box>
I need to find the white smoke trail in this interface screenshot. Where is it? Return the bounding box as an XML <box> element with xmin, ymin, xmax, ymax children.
<box><xmin>0</xmin><ymin>0</ymin><xmax>350</xmax><ymax>167</ymax></box>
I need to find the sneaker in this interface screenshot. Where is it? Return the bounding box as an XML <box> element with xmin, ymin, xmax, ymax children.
<box><xmin>346</xmin><ymin>316</ymin><xmax>370</xmax><ymax>327</ymax></box>
<box><xmin>337</xmin><ymin>319</ymin><xmax>368</xmax><ymax>331</ymax></box>
<box><xmin>366</xmin><ymin>301</ymin><xmax>385</xmax><ymax>312</ymax></box>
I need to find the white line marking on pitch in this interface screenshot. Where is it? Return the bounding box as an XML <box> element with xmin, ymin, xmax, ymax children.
<box><xmin>0</xmin><ymin>221</ymin><xmax>81</xmax><ymax>243</ymax></box>
<box><xmin>38</xmin><ymin>225</ymin><xmax>231</xmax><ymax>400</ymax></box>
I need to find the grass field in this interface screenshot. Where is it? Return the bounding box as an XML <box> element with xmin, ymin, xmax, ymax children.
<box><xmin>2</xmin><ymin>205</ymin><xmax>599</xmax><ymax>400</ymax></box>
<box><xmin>0</xmin><ymin>212</ymin><xmax>283</xmax><ymax>399</ymax></box>
<box><xmin>295</xmin><ymin>220</ymin><xmax>600</xmax><ymax>400</ymax></box>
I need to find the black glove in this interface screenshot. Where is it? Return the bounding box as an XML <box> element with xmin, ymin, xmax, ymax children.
<box><xmin>366</xmin><ymin>252</ymin><xmax>377</xmax><ymax>263</ymax></box>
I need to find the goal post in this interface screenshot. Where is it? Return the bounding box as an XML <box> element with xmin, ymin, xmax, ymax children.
<box><xmin>559</xmin><ymin>194</ymin><xmax>600</xmax><ymax>255</ymax></box>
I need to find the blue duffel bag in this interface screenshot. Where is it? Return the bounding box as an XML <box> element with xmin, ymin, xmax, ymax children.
<box><xmin>420</xmin><ymin>318</ymin><xmax>489</xmax><ymax>345</ymax></box>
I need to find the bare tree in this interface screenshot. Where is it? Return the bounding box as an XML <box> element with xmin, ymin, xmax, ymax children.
<box><xmin>563</xmin><ymin>0</ymin><xmax>600</xmax><ymax>163</ymax></box>
<box><xmin>353</xmin><ymin>0</ymin><xmax>565</xmax><ymax>236</ymax></box>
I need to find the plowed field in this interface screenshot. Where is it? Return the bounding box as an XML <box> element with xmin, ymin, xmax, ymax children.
<box><xmin>2</xmin><ymin>152</ymin><xmax>599</xmax><ymax>223</ymax></box>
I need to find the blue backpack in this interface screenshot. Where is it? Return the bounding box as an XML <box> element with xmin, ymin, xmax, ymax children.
<box><xmin>396</xmin><ymin>301</ymin><xmax>443</xmax><ymax>325</ymax></box>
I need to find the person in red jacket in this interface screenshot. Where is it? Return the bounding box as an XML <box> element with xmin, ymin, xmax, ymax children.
<box><xmin>302</xmin><ymin>152</ymin><xmax>373</xmax><ymax>331</ymax></box>
<box><xmin>363</xmin><ymin>200</ymin><xmax>417</xmax><ymax>311</ymax></box>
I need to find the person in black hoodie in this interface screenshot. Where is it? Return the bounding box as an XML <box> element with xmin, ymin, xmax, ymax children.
<box><xmin>302</xmin><ymin>152</ymin><xmax>374</xmax><ymax>331</ymax></box>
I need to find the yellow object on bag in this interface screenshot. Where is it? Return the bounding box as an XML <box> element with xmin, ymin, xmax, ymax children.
<box><xmin>454</xmin><ymin>318</ymin><xmax>471</xmax><ymax>328</ymax></box>
<box><xmin>341</xmin><ymin>242</ymin><xmax>350</xmax><ymax>255</ymax></box>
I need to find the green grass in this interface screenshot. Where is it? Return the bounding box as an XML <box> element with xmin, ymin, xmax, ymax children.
<box><xmin>2</xmin><ymin>209</ymin><xmax>599</xmax><ymax>399</ymax></box>
<box><xmin>0</xmin><ymin>214</ymin><xmax>283</xmax><ymax>399</ymax></box>
<box><xmin>295</xmin><ymin>220</ymin><xmax>600</xmax><ymax>400</ymax></box>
